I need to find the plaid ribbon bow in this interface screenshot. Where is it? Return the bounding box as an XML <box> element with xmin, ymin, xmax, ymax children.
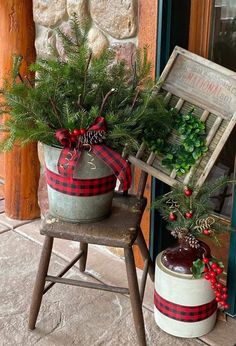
<box><xmin>55</xmin><ymin>117</ymin><xmax>131</xmax><ymax>192</ymax></box>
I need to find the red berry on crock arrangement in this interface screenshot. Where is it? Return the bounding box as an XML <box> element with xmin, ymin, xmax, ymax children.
<box><xmin>203</xmin><ymin>257</ymin><xmax>209</xmax><ymax>264</ymax></box>
<box><xmin>169</xmin><ymin>212</ymin><xmax>177</xmax><ymax>221</ymax></box>
<box><xmin>184</xmin><ymin>187</ymin><xmax>193</xmax><ymax>197</ymax></box>
<box><xmin>203</xmin><ymin>229</ymin><xmax>210</xmax><ymax>235</ymax></box>
<box><xmin>211</xmin><ymin>262</ymin><xmax>218</xmax><ymax>270</ymax></box>
<box><xmin>216</xmin><ymin>267</ymin><xmax>223</xmax><ymax>274</ymax></box>
<box><xmin>185</xmin><ymin>211</ymin><xmax>193</xmax><ymax>219</ymax></box>
<box><xmin>209</xmin><ymin>271</ymin><xmax>216</xmax><ymax>278</ymax></box>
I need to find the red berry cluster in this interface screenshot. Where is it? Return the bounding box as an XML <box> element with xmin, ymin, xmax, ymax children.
<box><xmin>69</xmin><ymin>128</ymin><xmax>86</xmax><ymax>142</ymax></box>
<box><xmin>168</xmin><ymin>187</ymin><xmax>194</xmax><ymax>222</ymax></box>
<box><xmin>184</xmin><ymin>187</ymin><xmax>193</xmax><ymax>197</ymax></box>
<box><xmin>185</xmin><ymin>211</ymin><xmax>193</xmax><ymax>219</ymax></box>
<box><xmin>169</xmin><ymin>212</ymin><xmax>177</xmax><ymax>221</ymax></box>
<box><xmin>202</xmin><ymin>229</ymin><xmax>210</xmax><ymax>236</ymax></box>
<box><xmin>184</xmin><ymin>187</ymin><xmax>193</xmax><ymax>219</ymax></box>
<box><xmin>203</xmin><ymin>257</ymin><xmax>229</xmax><ymax>310</ymax></box>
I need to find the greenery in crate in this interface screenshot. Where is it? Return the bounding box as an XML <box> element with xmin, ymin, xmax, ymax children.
<box><xmin>144</xmin><ymin>107</ymin><xmax>208</xmax><ymax>175</ymax></box>
<box><xmin>161</xmin><ymin>108</ymin><xmax>208</xmax><ymax>175</ymax></box>
<box><xmin>0</xmin><ymin>16</ymin><xmax>174</xmax><ymax>155</ymax></box>
<box><xmin>153</xmin><ymin>177</ymin><xmax>234</xmax><ymax>309</ymax></box>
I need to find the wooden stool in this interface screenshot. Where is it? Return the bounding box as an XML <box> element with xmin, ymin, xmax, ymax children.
<box><xmin>28</xmin><ymin>192</ymin><xmax>154</xmax><ymax>346</ymax></box>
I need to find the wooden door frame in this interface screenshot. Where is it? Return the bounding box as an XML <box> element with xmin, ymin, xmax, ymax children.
<box><xmin>134</xmin><ymin>0</ymin><xmax>158</xmax><ymax>267</ymax></box>
<box><xmin>188</xmin><ymin>0</ymin><xmax>213</xmax><ymax>58</ymax></box>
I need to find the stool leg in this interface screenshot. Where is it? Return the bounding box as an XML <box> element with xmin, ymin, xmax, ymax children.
<box><xmin>79</xmin><ymin>242</ymin><xmax>88</xmax><ymax>272</ymax></box>
<box><xmin>28</xmin><ymin>236</ymin><xmax>53</xmax><ymax>330</ymax></box>
<box><xmin>124</xmin><ymin>247</ymin><xmax>146</xmax><ymax>346</ymax></box>
<box><xmin>136</xmin><ymin>228</ymin><xmax>155</xmax><ymax>282</ymax></box>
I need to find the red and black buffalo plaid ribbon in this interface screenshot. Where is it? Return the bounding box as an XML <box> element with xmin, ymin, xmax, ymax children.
<box><xmin>154</xmin><ymin>290</ymin><xmax>217</xmax><ymax>322</ymax></box>
<box><xmin>46</xmin><ymin>167</ymin><xmax>117</xmax><ymax>196</ymax></box>
<box><xmin>56</xmin><ymin>117</ymin><xmax>131</xmax><ymax>192</ymax></box>
<box><xmin>92</xmin><ymin>144</ymin><xmax>131</xmax><ymax>192</ymax></box>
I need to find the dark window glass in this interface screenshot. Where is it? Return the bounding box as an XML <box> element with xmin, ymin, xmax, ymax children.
<box><xmin>207</xmin><ymin>1</ymin><xmax>236</xmax><ymax>219</ymax></box>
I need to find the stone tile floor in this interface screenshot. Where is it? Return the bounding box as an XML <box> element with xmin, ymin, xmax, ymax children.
<box><xmin>0</xmin><ymin>214</ymin><xmax>236</xmax><ymax>346</ymax></box>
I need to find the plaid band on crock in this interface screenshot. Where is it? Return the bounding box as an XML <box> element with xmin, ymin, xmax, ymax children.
<box><xmin>154</xmin><ymin>290</ymin><xmax>217</xmax><ymax>322</ymax></box>
<box><xmin>46</xmin><ymin>167</ymin><xmax>116</xmax><ymax>196</ymax></box>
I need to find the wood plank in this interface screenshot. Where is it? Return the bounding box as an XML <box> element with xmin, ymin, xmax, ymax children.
<box><xmin>205</xmin><ymin>116</ymin><xmax>222</xmax><ymax>146</ymax></box>
<box><xmin>128</xmin><ymin>156</ymin><xmax>177</xmax><ymax>186</ymax></box>
<box><xmin>200</xmin><ymin>110</ymin><xmax>210</xmax><ymax>122</ymax></box>
<box><xmin>137</xmin><ymin>152</ymin><xmax>156</xmax><ymax>198</ymax></box>
<box><xmin>197</xmin><ymin>113</ymin><xmax>236</xmax><ymax>186</ymax></box>
<box><xmin>164</xmin><ymin>92</ymin><xmax>172</xmax><ymax>103</ymax></box>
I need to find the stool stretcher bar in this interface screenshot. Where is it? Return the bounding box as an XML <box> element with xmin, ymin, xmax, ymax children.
<box><xmin>45</xmin><ymin>275</ymin><xmax>130</xmax><ymax>294</ymax></box>
<box><xmin>43</xmin><ymin>250</ymin><xmax>84</xmax><ymax>294</ymax></box>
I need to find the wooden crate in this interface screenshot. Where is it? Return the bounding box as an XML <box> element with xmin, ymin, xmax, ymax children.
<box><xmin>130</xmin><ymin>46</ymin><xmax>236</xmax><ymax>187</ymax></box>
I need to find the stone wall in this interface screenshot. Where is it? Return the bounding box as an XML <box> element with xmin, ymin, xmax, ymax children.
<box><xmin>33</xmin><ymin>0</ymin><xmax>138</xmax><ymax>60</ymax></box>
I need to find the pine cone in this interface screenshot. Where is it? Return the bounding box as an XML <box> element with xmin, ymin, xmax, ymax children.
<box><xmin>82</xmin><ymin>130</ymin><xmax>106</xmax><ymax>145</ymax></box>
<box><xmin>176</xmin><ymin>227</ymin><xmax>189</xmax><ymax>239</ymax></box>
<box><xmin>184</xmin><ymin>234</ymin><xmax>200</xmax><ymax>249</ymax></box>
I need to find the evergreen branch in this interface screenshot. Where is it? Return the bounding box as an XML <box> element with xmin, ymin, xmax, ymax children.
<box><xmin>99</xmin><ymin>88</ymin><xmax>117</xmax><ymax>117</ymax></box>
<box><xmin>12</xmin><ymin>55</ymin><xmax>23</xmax><ymax>83</ymax></box>
<box><xmin>24</xmin><ymin>75</ymin><xmax>33</xmax><ymax>88</ymax></box>
<box><xmin>49</xmin><ymin>98</ymin><xmax>63</xmax><ymax>127</ymax></box>
<box><xmin>82</xmin><ymin>51</ymin><xmax>92</xmax><ymax>103</ymax></box>
<box><xmin>130</xmin><ymin>89</ymin><xmax>140</xmax><ymax>113</ymax></box>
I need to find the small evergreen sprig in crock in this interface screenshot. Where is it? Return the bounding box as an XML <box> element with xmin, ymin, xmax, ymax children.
<box><xmin>153</xmin><ymin>177</ymin><xmax>231</xmax><ymax>245</ymax></box>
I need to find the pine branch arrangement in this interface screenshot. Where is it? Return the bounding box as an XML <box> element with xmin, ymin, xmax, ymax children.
<box><xmin>0</xmin><ymin>15</ymin><xmax>173</xmax><ymax>154</ymax></box>
<box><xmin>153</xmin><ymin>176</ymin><xmax>233</xmax><ymax>246</ymax></box>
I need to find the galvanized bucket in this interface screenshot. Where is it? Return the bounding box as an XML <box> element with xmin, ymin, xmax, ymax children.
<box><xmin>43</xmin><ymin>144</ymin><xmax>116</xmax><ymax>223</ymax></box>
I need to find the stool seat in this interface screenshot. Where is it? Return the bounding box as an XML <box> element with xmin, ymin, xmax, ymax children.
<box><xmin>41</xmin><ymin>192</ymin><xmax>147</xmax><ymax>248</ymax></box>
